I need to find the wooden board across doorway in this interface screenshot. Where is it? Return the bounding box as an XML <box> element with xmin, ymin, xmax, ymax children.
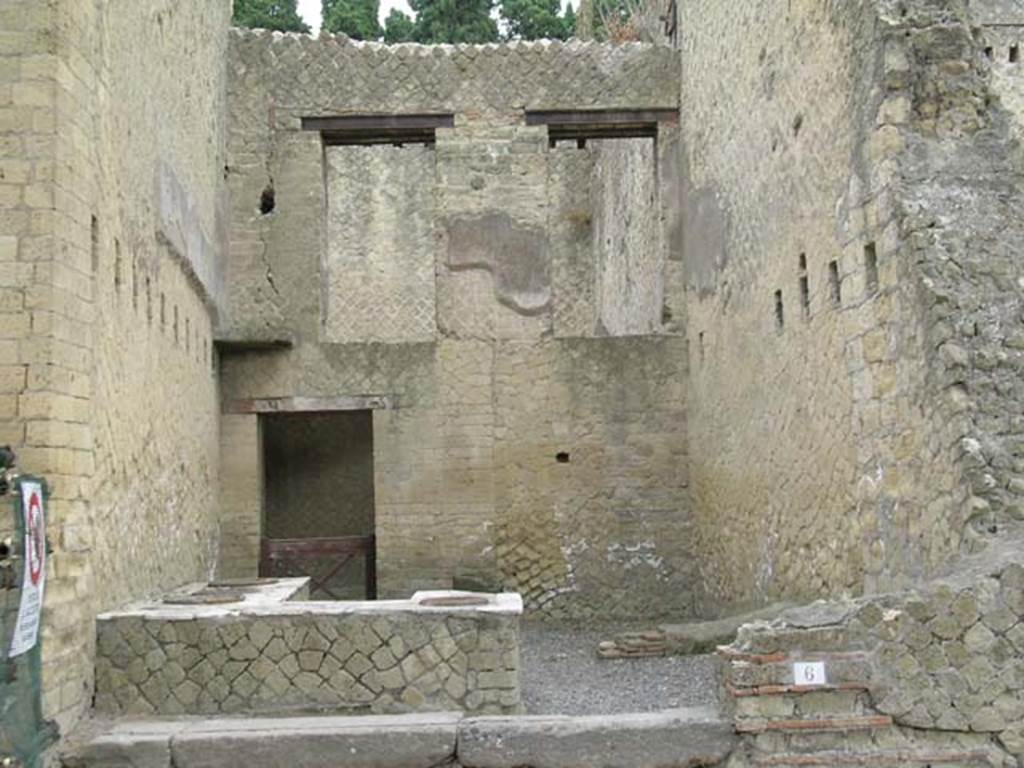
<box><xmin>260</xmin><ymin>535</ymin><xmax>376</xmax><ymax>600</ymax></box>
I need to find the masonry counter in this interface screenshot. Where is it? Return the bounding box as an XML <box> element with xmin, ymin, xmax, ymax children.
<box><xmin>93</xmin><ymin>580</ymin><xmax>523</xmax><ymax>717</ymax></box>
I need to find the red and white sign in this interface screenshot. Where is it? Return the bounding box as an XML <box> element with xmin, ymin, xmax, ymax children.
<box><xmin>10</xmin><ymin>480</ymin><xmax>45</xmax><ymax>657</ymax></box>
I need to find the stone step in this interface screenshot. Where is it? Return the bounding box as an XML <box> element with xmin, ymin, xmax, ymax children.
<box><xmin>458</xmin><ymin>707</ymin><xmax>735</xmax><ymax>768</ymax></box>
<box><xmin>62</xmin><ymin>707</ymin><xmax>736</xmax><ymax>768</ymax></box>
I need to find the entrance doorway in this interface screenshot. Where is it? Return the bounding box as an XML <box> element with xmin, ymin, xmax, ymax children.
<box><xmin>258</xmin><ymin>410</ymin><xmax>376</xmax><ymax>599</ymax></box>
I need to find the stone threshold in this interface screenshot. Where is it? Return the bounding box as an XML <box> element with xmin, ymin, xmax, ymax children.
<box><xmin>63</xmin><ymin>707</ymin><xmax>736</xmax><ymax>768</ymax></box>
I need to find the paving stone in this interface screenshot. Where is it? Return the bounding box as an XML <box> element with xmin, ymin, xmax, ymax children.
<box><xmin>457</xmin><ymin>708</ymin><xmax>735</xmax><ymax>768</ymax></box>
<box><xmin>171</xmin><ymin>713</ymin><xmax>460</xmax><ymax>768</ymax></box>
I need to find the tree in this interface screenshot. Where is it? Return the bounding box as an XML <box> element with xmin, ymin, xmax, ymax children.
<box><xmin>383</xmin><ymin>9</ymin><xmax>417</xmax><ymax>42</ymax></box>
<box><xmin>562</xmin><ymin>3</ymin><xmax>577</xmax><ymax>37</ymax></box>
<box><xmin>409</xmin><ymin>0</ymin><xmax>499</xmax><ymax>44</ymax></box>
<box><xmin>500</xmin><ymin>0</ymin><xmax>570</xmax><ymax>40</ymax></box>
<box><xmin>232</xmin><ymin>0</ymin><xmax>311</xmax><ymax>33</ymax></box>
<box><xmin>322</xmin><ymin>0</ymin><xmax>383</xmax><ymax>40</ymax></box>
<box><xmin>575</xmin><ymin>0</ymin><xmax>638</xmax><ymax>41</ymax></box>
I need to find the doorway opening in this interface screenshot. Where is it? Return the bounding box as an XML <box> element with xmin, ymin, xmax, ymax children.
<box><xmin>258</xmin><ymin>410</ymin><xmax>376</xmax><ymax>599</ymax></box>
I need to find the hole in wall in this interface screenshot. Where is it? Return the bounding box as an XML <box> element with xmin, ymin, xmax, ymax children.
<box><xmin>259</xmin><ymin>183</ymin><xmax>275</xmax><ymax>215</ymax></box>
<box><xmin>698</xmin><ymin>331</ymin><xmax>705</xmax><ymax>363</ymax></box>
<box><xmin>798</xmin><ymin>253</ymin><xmax>809</xmax><ymax>318</ymax></box>
<box><xmin>792</xmin><ymin>113</ymin><xmax>803</xmax><ymax>137</ymax></box>
<box><xmin>985</xmin><ymin>46</ymin><xmax>994</xmax><ymax>60</ymax></box>
<box><xmin>774</xmin><ymin>290</ymin><xmax>784</xmax><ymax>331</ymax></box>
<box><xmin>1011</xmin><ymin>45</ymin><xmax>1020</xmax><ymax>64</ymax></box>
<box><xmin>114</xmin><ymin>238</ymin><xmax>122</xmax><ymax>291</ymax></box>
<box><xmin>864</xmin><ymin>242</ymin><xmax>879</xmax><ymax>297</ymax></box>
<box><xmin>828</xmin><ymin>260</ymin><xmax>841</xmax><ymax>307</ymax></box>
<box><xmin>90</xmin><ymin>215</ymin><xmax>99</xmax><ymax>274</ymax></box>
<box><xmin>556</xmin><ymin>452</ymin><xmax>570</xmax><ymax>464</ymax></box>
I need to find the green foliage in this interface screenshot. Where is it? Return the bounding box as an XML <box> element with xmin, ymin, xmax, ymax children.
<box><xmin>322</xmin><ymin>0</ymin><xmax>383</xmax><ymax>40</ymax></box>
<box><xmin>383</xmin><ymin>9</ymin><xmax>417</xmax><ymax>42</ymax></box>
<box><xmin>408</xmin><ymin>0</ymin><xmax>499</xmax><ymax>44</ymax></box>
<box><xmin>232</xmin><ymin>0</ymin><xmax>311</xmax><ymax>33</ymax></box>
<box><xmin>562</xmin><ymin>3</ymin><xmax>576</xmax><ymax>37</ymax></box>
<box><xmin>500</xmin><ymin>0</ymin><xmax>571</xmax><ymax>40</ymax></box>
<box><xmin>585</xmin><ymin>0</ymin><xmax>637</xmax><ymax>41</ymax></box>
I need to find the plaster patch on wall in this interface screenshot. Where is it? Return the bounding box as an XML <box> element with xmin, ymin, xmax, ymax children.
<box><xmin>682</xmin><ymin>184</ymin><xmax>729</xmax><ymax>296</ymax></box>
<box><xmin>444</xmin><ymin>213</ymin><xmax>551</xmax><ymax>315</ymax></box>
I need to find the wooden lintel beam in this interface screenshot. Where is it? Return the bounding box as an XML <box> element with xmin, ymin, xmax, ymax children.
<box><xmin>548</xmin><ymin>124</ymin><xmax>659</xmax><ymax>141</ymax></box>
<box><xmin>320</xmin><ymin>130</ymin><xmax>437</xmax><ymax>147</ymax></box>
<box><xmin>225</xmin><ymin>395</ymin><xmax>392</xmax><ymax>414</ymax></box>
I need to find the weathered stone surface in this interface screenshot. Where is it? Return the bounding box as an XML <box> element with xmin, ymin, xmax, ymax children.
<box><xmin>66</xmin><ymin>733</ymin><xmax>172</xmax><ymax>768</ymax></box>
<box><xmin>457</xmin><ymin>708</ymin><xmax>735</xmax><ymax>768</ymax></box>
<box><xmin>170</xmin><ymin>713</ymin><xmax>460</xmax><ymax>768</ymax></box>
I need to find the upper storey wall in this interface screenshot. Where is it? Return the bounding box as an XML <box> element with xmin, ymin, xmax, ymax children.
<box><xmin>221</xmin><ymin>32</ymin><xmax>690</xmax><ymax>620</ymax></box>
<box><xmin>228</xmin><ymin>30</ymin><xmax>679</xmax><ymax>118</ymax></box>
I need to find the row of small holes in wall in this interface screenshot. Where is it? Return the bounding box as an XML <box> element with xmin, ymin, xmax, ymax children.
<box><xmin>773</xmin><ymin>243</ymin><xmax>878</xmax><ymax>333</ymax></box>
<box><xmin>985</xmin><ymin>45</ymin><xmax>1020</xmax><ymax>64</ymax></box>
<box><xmin>92</xmin><ymin>215</ymin><xmax>215</xmax><ymax>372</ymax></box>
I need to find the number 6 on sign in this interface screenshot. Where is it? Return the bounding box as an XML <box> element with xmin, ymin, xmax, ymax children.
<box><xmin>793</xmin><ymin>661</ymin><xmax>827</xmax><ymax>686</ymax></box>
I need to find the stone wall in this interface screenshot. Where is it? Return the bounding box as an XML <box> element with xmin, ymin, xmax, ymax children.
<box><xmin>0</xmin><ymin>0</ymin><xmax>230</xmax><ymax>735</ymax></box>
<box><xmin>674</xmin><ymin>0</ymin><xmax>1024</xmax><ymax>614</ymax></box>
<box><xmin>94</xmin><ymin>594</ymin><xmax>522</xmax><ymax>718</ymax></box>
<box><xmin>908</xmin><ymin>1</ymin><xmax>1024</xmax><ymax>544</ymax></box>
<box><xmin>719</xmin><ymin>526</ymin><xmax>1024</xmax><ymax>766</ymax></box>
<box><xmin>221</xmin><ymin>32</ymin><xmax>693</xmax><ymax>620</ymax></box>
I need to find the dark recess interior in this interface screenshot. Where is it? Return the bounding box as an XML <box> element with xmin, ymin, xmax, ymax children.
<box><xmin>262</xmin><ymin>410</ymin><xmax>375</xmax><ymax>599</ymax></box>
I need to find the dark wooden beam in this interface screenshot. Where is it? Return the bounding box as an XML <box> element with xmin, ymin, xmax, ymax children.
<box><xmin>302</xmin><ymin>114</ymin><xmax>454</xmax><ymax>147</ymax></box>
<box><xmin>224</xmin><ymin>395</ymin><xmax>392</xmax><ymax>414</ymax></box>
<box><xmin>548</xmin><ymin>124</ymin><xmax>659</xmax><ymax>142</ymax></box>
<box><xmin>214</xmin><ymin>329</ymin><xmax>295</xmax><ymax>352</ymax></box>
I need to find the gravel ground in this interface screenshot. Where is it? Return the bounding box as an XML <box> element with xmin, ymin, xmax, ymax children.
<box><xmin>519</xmin><ymin>622</ymin><xmax>719</xmax><ymax>715</ymax></box>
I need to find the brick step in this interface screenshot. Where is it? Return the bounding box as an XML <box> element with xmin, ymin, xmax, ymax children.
<box><xmin>735</xmin><ymin>714</ymin><xmax>893</xmax><ymax>734</ymax></box>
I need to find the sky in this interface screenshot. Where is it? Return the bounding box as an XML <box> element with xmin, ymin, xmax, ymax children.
<box><xmin>297</xmin><ymin>0</ymin><xmax>413</xmax><ymax>34</ymax></box>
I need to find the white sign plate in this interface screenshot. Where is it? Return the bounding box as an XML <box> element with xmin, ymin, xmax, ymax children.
<box><xmin>793</xmin><ymin>661</ymin><xmax>827</xmax><ymax>687</ymax></box>
<box><xmin>10</xmin><ymin>480</ymin><xmax>46</xmax><ymax>657</ymax></box>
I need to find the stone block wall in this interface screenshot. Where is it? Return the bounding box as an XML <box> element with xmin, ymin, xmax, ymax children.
<box><xmin>94</xmin><ymin>598</ymin><xmax>522</xmax><ymax>718</ymax></box>
<box><xmin>719</xmin><ymin>527</ymin><xmax>1024</xmax><ymax>766</ymax></box>
<box><xmin>674</xmin><ymin>0</ymin><xmax>1024</xmax><ymax>615</ymax></box>
<box><xmin>0</xmin><ymin>0</ymin><xmax>231</xmax><ymax>736</ymax></box>
<box><xmin>220</xmin><ymin>32</ymin><xmax>693</xmax><ymax>620</ymax></box>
